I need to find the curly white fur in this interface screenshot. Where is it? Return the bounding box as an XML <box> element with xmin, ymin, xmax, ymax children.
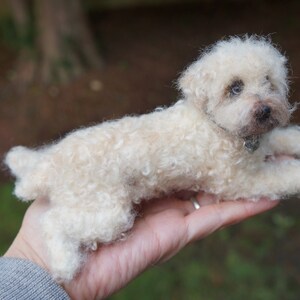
<box><xmin>5</xmin><ymin>36</ymin><xmax>300</xmax><ymax>281</ymax></box>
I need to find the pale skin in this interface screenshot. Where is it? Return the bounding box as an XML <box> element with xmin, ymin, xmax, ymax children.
<box><xmin>5</xmin><ymin>193</ymin><xmax>279</xmax><ymax>300</ymax></box>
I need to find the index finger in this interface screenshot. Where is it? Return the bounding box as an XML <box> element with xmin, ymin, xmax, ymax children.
<box><xmin>185</xmin><ymin>199</ymin><xmax>279</xmax><ymax>243</ymax></box>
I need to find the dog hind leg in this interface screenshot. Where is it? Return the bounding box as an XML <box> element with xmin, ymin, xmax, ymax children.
<box><xmin>42</xmin><ymin>199</ymin><xmax>135</xmax><ymax>281</ymax></box>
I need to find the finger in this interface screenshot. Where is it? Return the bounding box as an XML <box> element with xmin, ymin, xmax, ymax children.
<box><xmin>196</xmin><ymin>191</ymin><xmax>219</xmax><ymax>206</ymax></box>
<box><xmin>185</xmin><ymin>199</ymin><xmax>279</xmax><ymax>242</ymax></box>
<box><xmin>140</xmin><ymin>192</ymin><xmax>219</xmax><ymax>216</ymax></box>
<box><xmin>140</xmin><ymin>197</ymin><xmax>192</xmax><ymax>216</ymax></box>
<box><xmin>22</xmin><ymin>196</ymin><xmax>50</xmax><ymax>225</ymax></box>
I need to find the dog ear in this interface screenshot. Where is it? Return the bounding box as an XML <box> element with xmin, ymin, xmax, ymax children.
<box><xmin>177</xmin><ymin>60</ymin><xmax>211</xmax><ymax>106</ymax></box>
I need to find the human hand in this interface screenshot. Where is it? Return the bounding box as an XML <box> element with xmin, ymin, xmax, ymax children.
<box><xmin>5</xmin><ymin>193</ymin><xmax>279</xmax><ymax>299</ymax></box>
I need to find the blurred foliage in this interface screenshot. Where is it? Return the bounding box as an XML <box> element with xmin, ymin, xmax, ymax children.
<box><xmin>88</xmin><ymin>0</ymin><xmax>200</xmax><ymax>10</ymax></box>
<box><xmin>0</xmin><ymin>183</ymin><xmax>299</xmax><ymax>299</ymax></box>
<box><xmin>111</xmin><ymin>208</ymin><xmax>300</xmax><ymax>300</ymax></box>
<box><xmin>0</xmin><ymin>15</ymin><xmax>18</xmax><ymax>47</ymax></box>
<box><xmin>0</xmin><ymin>183</ymin><xmax>28</xmax><ymax>254</ymax></box>
<box><xmin>0</xmin><ymin>14</ymin><xmax>35</xmax><ymax>53</ymax></box>
<box><xmin>0</xmin><ymin>2</ymin><xmax>9</xmax><ymax>18</ymax></box>
<box><xmin>0</xmin><ymin>0</ymin><xmax>201</xmax><ymax>18</ymax></box>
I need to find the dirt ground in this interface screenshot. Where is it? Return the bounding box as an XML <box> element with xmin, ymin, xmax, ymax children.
<box><xmin>1</xmin><ymin>1</ymin><xmax>300</xmax><ymax>180</ymax></box>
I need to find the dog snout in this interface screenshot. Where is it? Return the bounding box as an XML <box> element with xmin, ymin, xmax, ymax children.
<box><xmin>255</xmin><ymin>105</ymin><xmax>272</xmax><ymax>122</ymax></box>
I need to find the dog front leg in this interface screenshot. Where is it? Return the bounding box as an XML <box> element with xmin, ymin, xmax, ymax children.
<box><xmin>263</xmin><ymin>126</ymin><xmax>300</xmax><ymax>156</ymax></box>
<box><xmin>244</xmin><ymin>159</ymin><xmax>300</xmax><ymax>199</ymax></box>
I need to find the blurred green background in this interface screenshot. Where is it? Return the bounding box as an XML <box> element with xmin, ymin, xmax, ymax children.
<box><xmin>0</xmin><ymin>0</ymin><xmax>300</xmax><ymax>299</ymax></box>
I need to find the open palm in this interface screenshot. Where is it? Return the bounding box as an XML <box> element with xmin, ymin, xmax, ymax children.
<box><xmin>5</xmin><ymin>193</ymin><xmax>278</xmax><ymax>299</ymax></box>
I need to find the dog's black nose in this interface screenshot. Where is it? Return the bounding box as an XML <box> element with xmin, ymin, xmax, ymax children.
<box><xmin>256</xmin><ymin>105</ymin><xmax>271</xmax><ymax>122</ymax></box>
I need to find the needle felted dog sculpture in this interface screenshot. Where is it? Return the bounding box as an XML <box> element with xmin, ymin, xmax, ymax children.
<box><xmin>5</xmin><ymin>36</ymin><xmax>299</xmax><ymax>281</ymax></box>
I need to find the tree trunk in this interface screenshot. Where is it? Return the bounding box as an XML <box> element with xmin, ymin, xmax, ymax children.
<box><xmin>9</xmin><ymin>0</ymin><xmax>103</xmax><ymax>86</ymax></box>
<box><xmin>35</xmin><ymin>0</ymin><xmax>103</xmax><ymax>84</ymax></box>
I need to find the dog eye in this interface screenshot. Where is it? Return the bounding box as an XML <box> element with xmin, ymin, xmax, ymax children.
<box><xmin>264</xmin><ymin>75</ymin><xmax>271</xmax><ymax>85</ymax></box>
<box><xmin>264</xmin><ymin>75</ymin><xmax>277</xmax><ymax>91</ymax></box>
<box><xmin>229</xmin><ymin>80</ymin><xmax>244</xmax><ymax>97</ymax></box>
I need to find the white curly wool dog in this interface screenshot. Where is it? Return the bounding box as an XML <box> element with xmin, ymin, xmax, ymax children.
<box><xmin>5</xmin><ymin>36</ymin><xmax>300</xmax><ymax>281</ymax></box>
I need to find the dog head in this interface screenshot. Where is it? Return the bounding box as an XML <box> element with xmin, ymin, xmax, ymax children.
<box><xmin>178</xmin><ymin>36</ymin><xmax>293</xmax><ymax>144</ymax></box>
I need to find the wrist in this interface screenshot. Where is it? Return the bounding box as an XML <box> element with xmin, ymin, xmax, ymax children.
<box><xmin>4</xmin><ymin>232</ymin><xmax>49</xmax><ymax>273</ymax></box>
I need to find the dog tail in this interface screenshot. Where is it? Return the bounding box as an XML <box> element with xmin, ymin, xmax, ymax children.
<box><xmin>4</xmin><ymin>146</ymin><xmax>47</xmax><ymax>201</ymax></box>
